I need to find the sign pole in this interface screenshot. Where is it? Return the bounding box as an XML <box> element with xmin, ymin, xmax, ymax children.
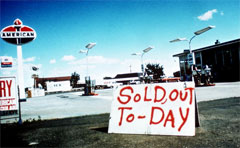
<box><xmin>17</xmin><ymin>45</ymin><xmax>25</xmax><ymax>99</ymax></box>
<box><xmin>17</xmin><ymin>85</ymin><xmax>22</xmax><ymax>124</ymax></box>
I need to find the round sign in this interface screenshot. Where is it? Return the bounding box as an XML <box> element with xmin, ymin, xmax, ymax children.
<box><xmin>0</xmin><ymin>19</ymin><xmax>36</xmax><ymax>45</ymax></box>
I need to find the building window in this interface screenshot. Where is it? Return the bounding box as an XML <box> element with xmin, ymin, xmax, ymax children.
<box><xmin>196</xmin><ymin>57</ymin><xmax>201</xmax><ymax>65</ymax></box>
<box><xmin>223</xmin><ymin>49</ymin><xmax>232</xmax><ymax>66</ymax></box>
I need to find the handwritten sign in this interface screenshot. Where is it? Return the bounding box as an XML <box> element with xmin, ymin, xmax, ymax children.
<box><xmin>0</xmin><ymin>77</ymin><xmax>18</xmax><ymax>111</ymax></box>
<box><xmin>108</xmin><ymin>82</ymin><xmax>195</xmax><ymax>136</ymax></box>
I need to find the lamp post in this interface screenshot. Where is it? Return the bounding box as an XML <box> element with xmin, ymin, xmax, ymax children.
<box><xmin>170</xmin><ymin>25</ymin><xmax>215</xmax><ymax>80</ymax></box>
<box><xmin>31</xmin><ymin>66</ymin><xmax>39</xmax><ymax>88</ymax></box>
<box><xmin>169</xmin><ymin>38</ymin><xmax>187</xmax><ymax>43</ymax></box>
<box><xmin>132</xmin><ymin>46</ymin><xmax>154</xmax><ymax>81</ymax></box>
<box><xmin>79</xmin><ymin>42</ymin><xmax>96</xmax><ymax>77</ymax></box>
<box><xmin>79</xmin><ymin>42</ymin><xmax>96</xmax><ymax>95</ymax></box>
<box><xmin>170</xmin><ymin>26</ymin><xmax>215</xmax><ymax>64</ymax></box>
<box><xmin>189</xmin><ymin>26</ymin><xmax>215</xmax><ymax>56</ymax></box>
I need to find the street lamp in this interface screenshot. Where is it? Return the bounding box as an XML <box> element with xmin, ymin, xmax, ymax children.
<box><xmin>79</xmin><ymin>42</ymin><xmax>96</xmax><ymax>77</ymax></box>
<box><xmin>79</xmin><ymin>42</ymin><xmax>96</xmax><ymax>95</ymax></box>
<box><xmin>170</xmin><ymin>25</ymin><xmax>215</xmax><ymax>80</ymax></box>
<box><xmin>31</xmin><ymin>66</ymin><xmax>39</xmax><ymax>88</ymax></box>
<box><xmin>170</xmin><ymin>25</ymin><xmax>215</xmax><ymax>56</ymax></box>
<box><xmin>189</xmin><ymin>26</ymin><xmax>215</xmax><ymax>53</ymax></box>
<box><xmin>169</xmin><ymin>38</ymin><xmax>187</xmax><ymax>43</ymax></box>
<box><xmin>132</xmin><ymin>46</ymin><xmax>154</xmax><ymax>81</ymax></box>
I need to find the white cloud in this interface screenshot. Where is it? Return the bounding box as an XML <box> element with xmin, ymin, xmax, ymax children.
<box><xmin>23</xmin><ymin>57</ymin><xmax>36</xmax><ymax>62</ymax></box>
<box><xmin>50</xmin><ymin>59</ymin><xmax>56</xmax><ymax>64</ymax></box>
<box><xmin>198</xmin><ymin>9</ymin><xmax>217</xmax><ymax>21</ymax></box>
<box><xmin>61</xmin><ymin>55</ymin><xmax>76</xmax><ymax>61</ymax></box>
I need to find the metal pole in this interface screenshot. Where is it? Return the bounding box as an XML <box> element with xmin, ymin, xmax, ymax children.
<box><xmin>141</xmin><ymin>53</ymin><xmax>145</xmax><ymax>82</ymax></box>
<box><xmin>17</xmin><ymin>45</ymin><xmax>25</xmax><ymax>99</ymax></box>
<box><xmin>189</xmin><ymin>35</ymin><xmax>196</xmax><ymax>53</ymax></box>
<box><xmin>189</xmin><ymin>35</ymin><xmax>196</xmax><ymax>65</ymax></box>
<box><xmin>35</xmin><ymin>78</ymin><xmax>37</xmax><ymax>88</ymax></box>
<box><xmin>86</xmin><ymin>50</ymin><xmax>89</xmax><ymax>77</ymax></box>
<box><xmin>85</xmin><ymin>50</ymin><xmax>90</xmax><ymax>95</ymax></box>
<box><xmin>18</xmin><ymin>85</ymin><xmax>22</xmax><ymax>124</ymax></box>
<box><xmin>188</xmin><ymin>35</ymin><xmax>197</xmax><ymax>82</ymax></box>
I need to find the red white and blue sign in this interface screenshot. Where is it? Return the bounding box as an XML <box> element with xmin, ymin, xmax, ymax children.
<box><xmin>0</xmin><ymin>19</ymin><xmax>36</xmax><ymax>45</ymax></box>
<box><xmin>1</xmin><ymin>57</ymin><xmax>13</xmax><ymax>68</ymax></box>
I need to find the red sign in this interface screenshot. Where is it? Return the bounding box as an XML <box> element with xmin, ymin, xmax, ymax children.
<box><xmin>0</xmin><ymin>77</ymin><xmax>18</xmax><ymax>111</ymax></box>
<box><xmin>0</xmin><ymin>19</ymin><xmax>36</xmax><ymax>45</ymax></box>
<box><xmin>1</xmin><ymin>56</ymin><xmax>13</xmax><ymax>68</ymax></box>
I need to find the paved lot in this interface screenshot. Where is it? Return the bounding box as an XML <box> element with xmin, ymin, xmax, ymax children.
<box><xmin>20</xmin><ymin>90</ymin><xmax>113</xmax><ymax>121</ymax></box>
<box><xmin>2</xmin><ymin>82</ymin><xmax>240</xmax><ymax>123</ymax></box>
<box><xmin>195</xmin><ymin>81</ymin><xmax>240</xmax><ymax>102</ymax></box>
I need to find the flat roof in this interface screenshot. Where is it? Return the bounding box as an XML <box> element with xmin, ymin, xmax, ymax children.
<box><xmin>173</xmin><ymin>38</ymin><xmax>240</xmax><ymax>57</ymax></box>
<box><xmin>114</xmin><ymin>72</ymin><xmax>142</xmax><ymax>79</ymax></box>
<box><xmin>36</xmin><ymin>76</ymin><xmax>71</xmax><ymax>81</ymax></box>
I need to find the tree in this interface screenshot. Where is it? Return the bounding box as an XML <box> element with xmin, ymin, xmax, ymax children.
<box><xmin>145</xmin><ymin>63</ymin><xmax>165</xmax><ymax>80</ymax></box>
<box><xmin>70</xmin><ymin>72</ymin><xmax>80</xmax><ymax>88</ymax></box>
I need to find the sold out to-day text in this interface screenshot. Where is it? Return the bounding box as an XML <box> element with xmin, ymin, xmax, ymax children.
<box><xmin>116</xmin><ymin>85</ymin><xmax>194</xmax><ymax>132</ymax></box>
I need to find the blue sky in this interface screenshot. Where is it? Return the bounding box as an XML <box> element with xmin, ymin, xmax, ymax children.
<box><xmin>1</xmin><ymin>0</ymin><xmax>239</xmax><ymax>87</ymax></box>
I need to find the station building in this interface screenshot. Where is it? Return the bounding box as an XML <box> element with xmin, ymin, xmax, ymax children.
<box><xmin>173</xmin><ymin>38</ymin><xmax>240</xmax><ymax>82</ymax></box>
<box><xmin>35</xmin><ymin>76</ymin><xmax>72</xmax><ymax>92</ymax></box>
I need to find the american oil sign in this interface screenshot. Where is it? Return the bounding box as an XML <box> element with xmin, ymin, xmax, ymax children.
<box><xmin>108</xmin><ymin>82</ymin><xmax>195</xmax><ymax>136</ymax></box>
<box><xmin>0</xmin><ymin>19</ymin><xmax>36</xmax><ymax>45</ymax></box>
<box><xmin>0</xmin><ymin>77</ymin><xmax>18</xmax><ymax>111</ymax></box>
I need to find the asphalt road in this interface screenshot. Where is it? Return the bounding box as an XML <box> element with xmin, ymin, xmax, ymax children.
<box><xmin>195</xmin><ymin>81</ymin><xmax>240</xmax><ymax>102</ymax></box>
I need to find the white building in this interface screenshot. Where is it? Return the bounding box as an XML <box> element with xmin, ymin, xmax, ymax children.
<box><xmin>46</xmin><ymin>81</ymin><xmax>72</xmax><ymax>93</ymax></box>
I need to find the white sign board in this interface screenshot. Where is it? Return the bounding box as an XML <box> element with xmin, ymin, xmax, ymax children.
<box><xmin>108</xmin><ymin>82</ymin><xmax>195</xmax><ymax>136</ymax></box>
<box><xmin>0</xmin><ymin>77</ymin><xmax>18</xmax><ymax>111</ymax></box>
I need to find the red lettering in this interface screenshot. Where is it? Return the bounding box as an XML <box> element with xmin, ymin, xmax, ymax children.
<box><xmin>169</xmin><ymin>89</ymin><xmax>178</xmax><ymax>101</ymax></box>
<box><xmin>138</xmin><ymin>115</ymin><xmax>146</xmax><ymax>119</ymax></box>
<box><xmin>178</xmin><ymin>107</ymin><xmax>189</xmax><ymax>131</ymax></box>
<box><xmin>134</xmin><ymin>93</ymin><xmax>141</xmax><ymax>102</ymax></box>
<box><xmin>150</xmin><ymin>107</ymin><xmax>164</xmax><ymax>125</ymax></box>
<box><xmin>0</xmin><ymin>81</ymin><xmax>6</xmax><ymax>97</ymax></box>
<box><xmin>144</xmin><ymin>86</ymin><xmax>151</xmax><ymax>102</ymax></box>
<box><xmin>6</xmin><ymin>80</ymin><xmax>12</xmax><ymax>97</ymax></box>
<box><xmin>180</xmin><ymin>90</ymin><xmax>188</xmax><ymax>101</ymax></box>
<box><xmin>154</xmin><ymin>86</ymin><xmax>166</xmax><ymax>103</ymax></box>
<box><xmin>161</xmin><ymin>98</ymin><xmax>167</xmax><ymax>104</ymax></box>
<box><xmin>118</xmin><ymin>107</ymin><xmax>132</xmax><ymax>126</ymax></box>
<box><xmin>164</xmin><ymin>110</ymin><xmax>175</xmax><ymax>128</ymax></box>
<box><xmin>185</xmin><ymin>87</ymin><xmax>194</xmax><ymax>105</ymax></box>
<box><xmin>117</xmin><ymin>86</ymin><xmax>133</xmax><ymax>104</ymax></box>
<box><xmin>126</xmin><ymin>114</ymin><xmax>135</xmax><ymax>123</ymax></box>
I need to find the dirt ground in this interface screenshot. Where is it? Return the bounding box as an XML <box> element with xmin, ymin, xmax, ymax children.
<box><xmin>1</xmin><ymin>97</ymin><xmax>240</xmax><ymax>148</ymax></box>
